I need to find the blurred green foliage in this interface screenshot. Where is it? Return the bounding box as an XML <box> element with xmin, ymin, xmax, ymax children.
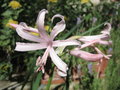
<box><xmin>0</xmin><ymin>62</ymin><xmax>12</xmax><ymax>80</ymax></box>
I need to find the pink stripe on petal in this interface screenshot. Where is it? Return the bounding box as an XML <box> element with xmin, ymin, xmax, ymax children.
<box><xmin>15</xmin><ymin>42</ymin><xmax>47</xmax><ymax>51</ymax></box>
<box><xmin>50</xmin><ymin>14</ymin><xmax>66</xmax><ymax>40</ymax></box>
<box><xmin>16</xmin><ymin>26</ymin><xmax>44</xmax><ymax>42</ymax></box>
<box><xmin>70</xmin><ymin>50</ymin><xmax>103</xmax><ymax>62</ymax></box>
<box><xmin>49</xmin><ymin>48</ymin><xmax>68</xmax><ymax>74</ymax></box>
<box><xmin>53</xmin><ymin>40</ymin><xmax>80</xmax><ymax>47</ymax></box>
<box><xmin>10</xmin><ymin>23</ymin><xmax>19</xmax><ymax>28</ymax></box>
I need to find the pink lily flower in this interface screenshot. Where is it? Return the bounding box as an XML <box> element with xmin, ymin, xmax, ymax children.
<box><xmin>10</xmin><ymin>9</ymin><xmax>80</xmax><ymax>77</ymax></box>
<box><xmin>70</xmin><ymin>23</ymin><xmax>112</xmax><ymax>62</ymax></box>
<box><xmin>78</xmin><ymin>23</ymin><xmax>112</xmax><ymax>45</ymax></box>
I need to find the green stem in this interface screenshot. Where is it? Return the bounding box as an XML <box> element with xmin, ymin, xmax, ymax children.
<box><xmin>46</xmin><ymin>64</ymin><xmax>55</xmax><ymax>90</ymax></box>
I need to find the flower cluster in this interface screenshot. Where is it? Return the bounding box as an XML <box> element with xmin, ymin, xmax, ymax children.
<box><xmin>70</xmin><ymin>23</ymin><xmax>112</xmax><ymax>62</ymax></box>
<box><xmin>9</xmin><ymin>1</ymin><xmax>22</xmax><ymax>9</ymax></box>
<box><xmin>81</xmin><ymin>0</ymin><xmax>89</xmax><ymax>4</ymax></box>
<box><xmin>10</xmin><ymin>9</ymin><xmax>112</xmax><ymax>77</ymax></box>
<box><xmin>48</xmin><ymin>0</ymin><xmax>58</xmax><ymax>3</ymax></box>
<box><xmin>90</xmin><ymin>0</ymin><xmax>100</xmax><ymax>5</ymax></box>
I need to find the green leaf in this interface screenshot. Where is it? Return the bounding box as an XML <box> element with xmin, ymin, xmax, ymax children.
<box><xmin>0</xmin><ymin>35</ymin><xmax>8</xmax><ymax>40</ymax></box>
<box><xmin>32</xmin><ymin>72</ymin><xmax>42</xmax><ymax>90</ymax></box>
<box><xmin>1</xmin><ymin>3</ymin><xmax>7</xmax><ymax>7</ymax></box>
<box><xmin>81</xmin><ymin>22</ymin><xmax>105</xmax><ymax>36</ymax></box>
<box><xmin>46</xmin><ymin>64</ymin><xmax>55</xmax><ymax>90</ymax></box>
<box><xmin>2</xmin><ymin>10</ymin><xmax>13</xmax><ymax>17</ymax></box>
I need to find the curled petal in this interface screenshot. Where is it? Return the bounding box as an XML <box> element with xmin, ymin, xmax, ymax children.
<box><xmin>16</xmin><ymin>26</ymin><xmax>44</xmax><ymax>42</ymax></box>
<box><xmin>36</xmin><ymin>9</ymin><xmax>49</xmax><ymax>39</ymax></box>
<box><xmin>101</xmin><ymin>23</ymin><xmax>111</xmax><ymax>35</ymax></box>
<box><xmin>70</xmin><ymin>49</ymin><xmax>103</xmax><ymax>62</ymax></box>
<box><xmin>78</xmin><ymin>23</ymin><xmax>111</xmax><ymax>43</ymax></box>
<box><xmin>19</xmin><ymin>22</ymin><xmax>28</xmax><ymax>28</ymax></box>
<box><xmin>50</xmin><ymin>14</ymin><xmax>66</xmax><ymax>40</ymax></box>
<box><xmin>15</xmin><ymin>42</ymin><xmax>47</xmax><ymax>51</ymax></box>
<box><xmin>49</xmin><ymin>48</ymin><xmax>68</xmax><ymax>76</ymax></box>
<box><xmin>53</xmin><ymin>40</ymin><xmax>80</xmax><ymax>47</ymax></box>
<box><xmin>10</xmin><ymin>23</ymin><xmax>39</xmax><ymax>33</ymax></box>
<box><xmin>36</xmin><ymin>9</ymin><xmax>48</xmax><ymax>30</ymax></box>
<box><xmin>20</xmin><ymin>22</ymin><xmax>39</xmax><ymax>33</ymax></box>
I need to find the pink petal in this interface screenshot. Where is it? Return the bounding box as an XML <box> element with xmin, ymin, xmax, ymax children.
<box><xmin>36</xmin><ymin>56</ymin><xmax>41</xmax><ymax>66</ymax></box>
<box><xmin>97</xmin><ymin>40</ymin><xmax>112</xmax><ymax>45</ymax></box>
<box><xmin>15</xmin><ymin>42</ymin><xmax>47</xmax><ymax>51</ymax></box>
<box><xmin>79</xmin><ymin>34</ymin><xmax>109</xmax><ymax>42</ymax></box>
<box><xmin>50</xmin><ymin>14</ymin><xmax>66</xmax><ymax>40</ymax></box>
<box><xmin>19</xmin><ymin>22</ymin><xmax>39</xmax><ymax>33</ymax></box>
<box><xmin>38</xmin><ymin>46</ymin><xmax>51</xmax><ymax>66</ymax></box>
<box><xmin>70</xmin><ymin>49</ymin><xmax>103</xmax><ymax>62</ymax></box>
<box><xmin>80</xmin><ymin>39</ymin><xmax>112</xmax><ymax>49</ymax></box>
<box><xmin>36</xmin><ymin>9</ymin><xmax>49</xmax><ymax>39</ymax></box>
<box><xmin>80</xmin><ymin>39</ymin><xmax>100</xmax><ymax>49</ymax></box>
<box><xmin>53</xmin><ymin>40</ymin><xmax>80</xmax><ymax>47</ymax></box>
<box><xmin>36</xmin><ymin>46</ymin><xmax>51</xmax><ymax>73</ymax></box>
<box><xmin>10</xmin><ymin>23</ymin><xmax>39</xmax><ymax>33</ymax></box>
<box><xmin>101</xmin><ymin>23</ymin><xmax>111</xmax><ymax>35</ymax></box>
<box><xmin>36</xmin><ymin>66</ymin><xmax>45</xmax><ymax>73</ymax></box>
<box><xmin>93</xmin><ymin>47</ymin><xmax>110</xmax><ymax>59</ymax></box>
<box><xmin>10</xmin><ymin>23</ymin><xmax>19</xmax><ymax>28</ymax></box>
<box><xmin>16</xmin><ymin>26</ymin><xmax>45</xmax><ymax>42</ymax></box>
<box><xmin>57</xmin><ymin>69</ymin><xmax>67</xmax><ymax>77</ymax></box>
<box><xmin>36</xmin><ymin>9</ymin><xmax>48</xmax><ymax>30</ymax></box>
<box><xmin>25</xmin><ymin>27</ymin><xmax>39</xmax><ymax>33</ymax></box>
<box><xmin>49</xmin><ymin>48</ymin><xmax>68</xmax><ymax>75</ymax></box>
<box><xmin>19</xmin><ymin>22</ymin><xmax>28</xmax><ymax>28</ymax></box>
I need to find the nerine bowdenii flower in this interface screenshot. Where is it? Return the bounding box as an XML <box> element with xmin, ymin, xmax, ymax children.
<box><xmin>10</xmin><ymin>9</ymin><xmax>80</xmax><ymax>77</ymax></box>
<box><xmin>70</xmin><ymin>23</ymin><xmax>112</xmax><ymax>62</ymax></box>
